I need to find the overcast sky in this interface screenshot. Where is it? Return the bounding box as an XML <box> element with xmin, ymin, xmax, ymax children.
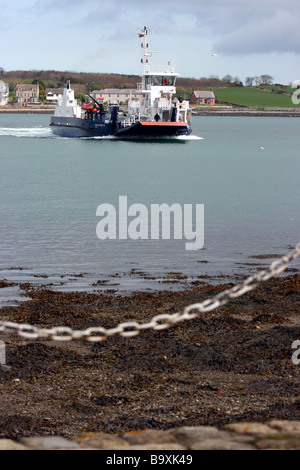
<box><xmin>1</xmin><ymin>0</ymin><xmax>299</xmax><ymax>84</ymax></box>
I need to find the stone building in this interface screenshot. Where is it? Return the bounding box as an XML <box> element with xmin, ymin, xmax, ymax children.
<box><xmin>90</xmin><ymin>88</ymin><xmax>144</xmax><ymax>105</ymax></box>
<box><xmin>190</xmin><ymin>90</ymin><xmax>216</xmax><ymax>105</ymax></box>
<box><xmin>16</xmin><ymin>83</ymin><xmax>39</xmax><ymax>105</ymax></box>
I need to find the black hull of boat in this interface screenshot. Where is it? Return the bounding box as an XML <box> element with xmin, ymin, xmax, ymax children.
<box><xmin>50</xmin><ymin>116</ymin><xmax>114</xmax><ymax>138</ymax></box>
<box><xmin>115</xmin><ymin>121</ymin><xmax>191</xmax><ymax>138</ymax></box>
<box><xmin>50</xmin><ymin>116</ymin><xmax>192</xmax><ymax>139</ymax></box>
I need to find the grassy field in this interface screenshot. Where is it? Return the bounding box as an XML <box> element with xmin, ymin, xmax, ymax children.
<box><xmin>213</xmin><ymin>86</ymin><xmax>300</xmax><ymax>108</ymax></box>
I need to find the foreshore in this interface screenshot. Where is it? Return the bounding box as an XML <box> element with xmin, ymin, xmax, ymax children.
<box><xmin>2</xmin><ymin>420</ymin><xmax>300</xmax><ymax>450</ymax></box>
<box><xmin>0</xmin><ymin>271</ymin><xmax>300</xmax><ymax>449</ymax></box>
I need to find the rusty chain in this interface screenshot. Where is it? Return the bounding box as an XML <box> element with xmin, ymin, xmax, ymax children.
<box><xmin>0</xmin><ymin>242</ymin><xmax>300</xmax><ymax>343</ymax></box>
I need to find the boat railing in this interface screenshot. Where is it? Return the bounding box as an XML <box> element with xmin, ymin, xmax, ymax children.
<box><xmin>120</xmin><ymin>115</ymin><xmax>138</xmax><ymax>128</ymax></box>
<box><xmin>156</xmin><ymin>98</ymin><xmax>171</xmax><ymax>110</ymax></box>
<box><xmin>142</xmin><ymin>64</ymin><xmax>177</xmax><ymax>74</ymax></box>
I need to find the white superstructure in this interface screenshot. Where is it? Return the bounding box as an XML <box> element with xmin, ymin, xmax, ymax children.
<box><xmin>54</xmin><ymin>81</ymin><xmax>81</xmax><ymax>118</ymax></box>
<box><xmin>128</xmin><ymin>26</ymin><xmax>191</xmax><ymax>124</ymax></box>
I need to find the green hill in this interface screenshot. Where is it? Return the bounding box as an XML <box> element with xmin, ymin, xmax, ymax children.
<box><xmin>213</xmin><ymin>86</ymin><xmax>300</xmax><ymax>108</ymax></box>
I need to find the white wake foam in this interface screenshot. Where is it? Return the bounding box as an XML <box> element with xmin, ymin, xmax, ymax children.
<box><xmin>88</xmin><ymin>135</ymin><xmax>117</xmax><ymax>140</ymax></box>
<box><xmin>0</xmin><ymin>127</ymin><xmax>52</xmax><ymax>138</ymax></box>
<box><xmin>176</xmin><ymin>135</ymin><xmax>204</xmax><ymax>140</ymax></box>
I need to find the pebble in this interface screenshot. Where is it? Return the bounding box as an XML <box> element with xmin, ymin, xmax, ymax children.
<box><xmin>0</xmin><ymin>421</ymin><xmax>299</xmax><ymax>450</ymax></box>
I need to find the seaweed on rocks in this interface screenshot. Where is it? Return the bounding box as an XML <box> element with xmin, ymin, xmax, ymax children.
<box><xmin>0</xmin><ymin>274</ymin><xmax>299</xmax><ymax>438</ymax></box>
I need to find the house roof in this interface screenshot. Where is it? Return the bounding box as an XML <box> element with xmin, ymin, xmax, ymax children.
<box><xmin>16</xmin><ymin>84</ymin><xmax>39</xmax><ymax>91</ymax></box>
<box><xmin>193</xmin><ymin>90</ymin><xmax>215</xmax><ymax>99</ymax></box>
<box><xmin>45</xmin><ymin>88</ymin><xmax>64</xmax><ymax>94</ymax></box>
<box><xmin>91</xmin><ymin>88</ymin><xmax>143</xmax><ymax>95</ymax></box>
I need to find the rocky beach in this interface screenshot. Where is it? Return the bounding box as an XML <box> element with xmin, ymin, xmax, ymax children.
<box><xmin>2</xmin><ymin>1</ymin><xmax>300</xmax><ymax>452</ymax></box>
<box><xmin>0</xmin><ymin>270</ymin><xmax>300</xmax><ymax>450</ymax></box>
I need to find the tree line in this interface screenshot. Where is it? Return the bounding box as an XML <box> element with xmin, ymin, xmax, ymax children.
<box><xmin>2</xmin><ymin>68</ymin><xmax>282</xmax><ymax>103</ymax></box>
<box><xmin>3</xmin><ymin>69</ymin><xmax>276</xmax><ymax>89</ymax></box>
<box><xmin>222</xmin><ymin>74</ymin><xmax>274</xmax><ymax>86</ymax></box>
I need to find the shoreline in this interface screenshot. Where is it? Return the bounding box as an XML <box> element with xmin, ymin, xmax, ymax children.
<box><xmin>192</xmin><ymin>107</ymin><xmax>300</xmax><ymax>117</ymax></box>
<box><xmin>1</xmin><ymin>260</ymin><xmax>297</xmax><ymax>308</ymax></box>
<box><xmin>0</xmin><ymin>107</ymin><xmax>54</xmax><ymax>114</ymax></box>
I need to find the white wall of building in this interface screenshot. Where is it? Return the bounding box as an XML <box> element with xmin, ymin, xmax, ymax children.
<box><xmin>0</xmin><ymin>81</ymin><xmax>9</xmax><ymax>106</ymax></box>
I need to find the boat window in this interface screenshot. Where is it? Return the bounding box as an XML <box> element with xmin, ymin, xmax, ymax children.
<box><xmin>145</xmin><ymin>75</ymin><xmax>176</xmax><ymax>87</ymax></box>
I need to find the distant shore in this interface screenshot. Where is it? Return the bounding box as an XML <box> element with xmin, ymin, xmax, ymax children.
<box><xmin>1</xmin><ymin>105</ymin><xmax>300</xmax><ymax>117</ymax></box>
<box><xmin>192</xmin><ymin>106</ymin><xmax>300</xmax><ymax>117</ymax></box>
<box><xmin>0</xmin><ymin>106</ymin><xmax>55</xmax><ymax>114</ymax></box>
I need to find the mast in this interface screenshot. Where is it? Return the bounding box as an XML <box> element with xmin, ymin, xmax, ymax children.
<box><xmin>138</xmin><ymin>26</ymin><xmax>155</xmax><ymax>89</ymax></box>
<box><xmin>135</xmin><ymin>26</ymin><xmax>190</xmax><ymax>125</ymax></box>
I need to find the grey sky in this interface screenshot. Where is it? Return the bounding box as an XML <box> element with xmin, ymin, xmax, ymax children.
<box><xmin>0</xmin><ymin>0</ymin><xmax>299</xmax><ymax>83</ymax></box>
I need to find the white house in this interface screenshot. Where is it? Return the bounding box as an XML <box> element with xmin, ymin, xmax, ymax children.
<box><xmin>46</xmin><ymin>88</ymin><xmax>64</xmax><ymax>103</ymax></box>
<box><xmin>291</xmin><ymin>80</ymin><xmax>300</xmax><ymax>89</ymax></box>
<box><xmin>0</xmin><ymin>81</ymin><xmax>9</xmax><ymax>106</ymax></box>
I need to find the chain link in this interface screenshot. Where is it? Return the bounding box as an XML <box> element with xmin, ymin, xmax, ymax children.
<box><xmin>1</xmin><ymin>242</ymin><xmax>300</xmax><ymax>342</ymax></box>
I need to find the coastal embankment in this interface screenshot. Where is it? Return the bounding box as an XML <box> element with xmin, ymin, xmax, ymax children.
<box><xmin>0</xmin><ymin>106</ymin><xmax>55</xmax><ymax>114</ymax></box>
<box><xmin>192</xmin><ymin>106</ymin><xmax>300</xmax><ymax>117</ymax></box>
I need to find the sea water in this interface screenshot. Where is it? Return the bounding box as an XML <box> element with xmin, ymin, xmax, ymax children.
<box><xmin>0</xmin><ymin>113</ymin><xmax>299</xmax><ymax>298</ymax></box>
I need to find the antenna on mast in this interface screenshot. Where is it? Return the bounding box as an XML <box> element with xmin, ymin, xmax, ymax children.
<box><xmin>138</xmin><ymin>26</ymin><xmax>156</xmax><ymax>73</ymax></box>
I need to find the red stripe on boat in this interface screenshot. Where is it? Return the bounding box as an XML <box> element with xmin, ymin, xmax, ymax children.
<box><xmin>139</xmin><ymin>121</ymin><xmax>188</xmax><ymax>127</ymax></box>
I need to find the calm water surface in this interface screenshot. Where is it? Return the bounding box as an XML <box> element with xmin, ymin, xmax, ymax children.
<box><xmin>0</xmin><ymin>113</ymin><xmax>299</xmax><ymax>297</ymax></box>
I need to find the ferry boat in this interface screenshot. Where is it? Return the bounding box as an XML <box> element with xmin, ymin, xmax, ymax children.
<box><xmin>50</xmin><ymin>27</ymin><xmax>192</xmax><ymax>139</ymax></box>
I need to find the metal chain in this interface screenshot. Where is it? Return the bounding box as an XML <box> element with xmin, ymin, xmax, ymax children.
<box><xmin>1</xmin><ymin>242</ymin><xmax>300</xmax><ymax>343</ymax></box>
